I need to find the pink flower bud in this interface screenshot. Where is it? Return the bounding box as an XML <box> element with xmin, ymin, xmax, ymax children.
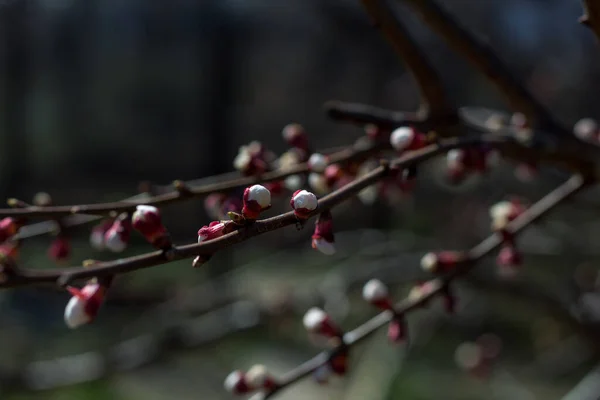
<box><xmin>224</xmin><ymin>370</ymin><xmax>251</xmax><ymax>395</ymax></box>
<box><xmin>132</xmin><ymin>205</ymin><xmax>171</xmax><ymax>250</ymax></box>
<box><xmin>242</xmin><ymin>185</ymin><xmax>272</xmax><ymax>220</ymax></box>
<box><xmin>388</xmin><ymin>316</ymin><xmax>408</xmax><ymax>343</ymax></box>
<box><xmin>48</xmin><ymin>236</ymin><xmax>71</xmax><ymax>263</ymax></box>
<box><xmin>390</xmin><ymin>126</ymin><xmax>426</xmax><ymax>152</ymax></box>
<box><xmin>312</xmin><ymin>210</ymin><xmax>335</xmax><ymax>255</ymax></box>
<box><xmin>245</xmin><ymin>364</ymin><xmax>277</xmax><ymax>391</ymax></box>
<box><xmin>362</xmin><ymin>279</ymin><xmax>392</xmax><ymax>310</ymax></box>
<box><xmin>324</xmin><ymin>164</ymin><xmax>343</xmax><ymax>188</ymax></box>
<box><xmin>573</xmin><ymin>118</ymin><xmax>598</xmax><ymax>142</ymax></box>
<box><xmin>420</xmin><ymin>251</ymin><xmax>462</xmax><ymax>274</ymax></box>
<box><xmin>282</xmin><ymin>123</ymin><xmax>309</xmax><ymax>151</ymax></box>
<box><xmin>303</xmin><ymin>307</ymin><xmax>342</xmax><ymax>338</ymax></box>
<box><xmin>0</xmin><ymin>218</ymin><xmax>19</xmax><ymax>243</ymax></box>
<box><xmin>308</xmin><ymin>153</ymin><xmax>328</xmax><ymax>173</ymax></box>
<box><xmin>290</xmin><ymin>190</ymin><xmax>318</xmax><ymax>219</ymax></box>
<box><xmin>198</xmin><ymin>220</ymin><xmax>233</xmax><ymax>242</ymax></box>
<box><xmin>104</xmin><ymin>214</ymin><xmax>132</xmax><ymax>253</ymax></box>
<box><xmin>89</xmin><ymin>220</ymin><xmax>114</xmax><ymax>251</ymax></box>
<box><xmin>64</xmin><ymin>281</ymin><xmax>108</xmax><ymax>329</ymax></box>
<box><xmin>496</xmin><ymin>245</ymin><xmax>522</xmax><ymax>268</ymax></box>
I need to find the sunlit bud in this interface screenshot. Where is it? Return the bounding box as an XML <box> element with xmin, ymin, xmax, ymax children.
<box><xmin>282</xmin><ymin>123</ymin><xmax>309</xmax><ymax>151</ymax></box>
<box><xmin>104</xmin><ymin>213</ymin><xmax>132</xmax><ymax>253</ymax></box>
<box><xmin>290</xmin><ymin>190</ymin><xmax>318</xmax><ymax>219</ymax></box>
<box><xmin>362</xmin><ymin>279</ymin><xmax>392</xmax><ymax>310</ymax></box>
<box><xmin>420</xmin><ymin>251</ymin><xmax>462</xmax><ymax>274</ymax></box>
<box><xmin>224</xmin><ymin>370</ymin><xmax>251</xmax><ymax>395</ymax></box>
<box><xmin>303</xmin><ymin>307</ymin><xmax>342</xmax><ymax>338</ymax></box>
<box><xmin>312</xmin><ymin>210</ymin><xmax>335</xmax><ymax>255</ymax></box>
<box><xmin>64</xmin><ymin>281</ymin><xmax>109</xmax><ymax>329</ymax></box>
<box><xmin>132</xmin><ymin>205</ymin><xmax>171</xmax><ymax>250</ymax></box>
<box><xmin>242</xmin><ymin>185</ymin><xmax>272</xmax><ymax>220</ymax></box>
<box><xmin>390</xmin><ymin>126</ymin><xmax>427</xmax><ymax>152</ymax></box>
<box><xmin>308</xmin><ymin>153</ymin><xmax>328</xmax><ymax>173</ymax></box>
<box><xmin>48</xmin><ymin>236</ymin><xmax>71</xmax><ymax>263</ymax></box>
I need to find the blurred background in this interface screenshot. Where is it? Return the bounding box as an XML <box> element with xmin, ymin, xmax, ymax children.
<box><xmin>0</xmin><ymin>0</ymin><xmax>600</xmax><ymax>399</ymax></box>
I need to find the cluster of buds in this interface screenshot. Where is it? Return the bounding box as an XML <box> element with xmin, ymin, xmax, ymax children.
<box><xmin>104</xmin><ymin>213</ymin><xmax>132</xmax><ymax>253</ymax></box>
<box><xmin>48</xmin><ymin>235</ymin><xmax>71</xmax><ymax>263</ymax></box>
<box><xmin>312</xmin><ymin>210</ymin><xmax>335</xmax><ymax>255</ymax></box>
<box><xmin>233</xmin><ymin>141</ymin><xmax>276</xmax><ymax>176</ymax></box>
<box><xmin>64</xmin><ymin>276</ymin><xmax>113</xmax><ymax>329</ymax></box>
<box><xmin>132</xmin><ymin>205</ymin><xmax>172</xmax><ymax>250</ymax></box>
<box><xmin>362</xmin><ymin>279</ymin><xmax>408</xmax><ymax>343</ymax></box>
<box><xmin>573</xmin><ymin>117</ymin><xmax>600</xmax><ymax>143</ymax></box>
<box><xmin>241</xmin><ymin>185</ymin><xmax>272</xmax><ymax>221</ymax></box>
<box><xmin>420</xmin><ymin>251</ymin><xmax>463</xmax><ymax>274</ymax></box>
<box><xmin>224</xmin><ymin>365</ymin><xmax>278</xmax><ymax>396</ymax></box>
<box><xmin>408</xmin><ymin>280</ymin><xmax>457</xmax><ymax>314</ymax></box>
<box><xmin>446</xmin><ymin>145</ymin><xmax>499</xmax><ymax>184</ymax></box>
<box><xmin>290</xmin><ymin>190</ymin><xmax>318</xmax><ymax>219</ymax></box>
<box><xmin>389</xmin><ymin>126</ymin><xmax>428</xmax><ymax>153</ymax></box>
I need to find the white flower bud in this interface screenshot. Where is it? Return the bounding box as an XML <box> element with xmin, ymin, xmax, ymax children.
<box><xmin>247</xmin><ymin>185</ymin><xmax>271</xmax><ymax>208</ymax></box>
<box><xmin>308</xmin><ymin>153</ymin><xmax>328</xmax><ymax>173</ymax></box>
<box><xmin>390</xmin><ymin>127</ymin><xmax>415</xmax><ymax>151</ymax></box>
<box><xmin>420</xmin><ymin>252</ymin><xmax>438</xmax><ymax>272</ymax></box>
<box><xmin>303</xmin><ymin>307</ymin><xmax>327</xmax><ymax>332</ymax></box>
<box><xmin>362</xmin><ymin>279</ymin><xmax>388</xmax><ymax>303</ymax></box>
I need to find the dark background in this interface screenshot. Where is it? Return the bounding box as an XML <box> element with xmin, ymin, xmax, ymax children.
<box><xmin>0</xmin><ymin>0</ymin><xmax>599</xmax><ymax>399</ymax></box>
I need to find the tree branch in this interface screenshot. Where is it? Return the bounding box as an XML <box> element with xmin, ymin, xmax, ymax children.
<box><xmin>360</xmin><ymin>0</ymin><xmax>454</xmax><ymax>119</ymax></box>
<box><xmin>260</xmin><ymin>174</ymin><xmax>587</xmax><ymax>399</ymax></box>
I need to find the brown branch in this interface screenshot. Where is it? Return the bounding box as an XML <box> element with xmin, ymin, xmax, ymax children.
<box><xmin>260</xmin><ymin>173</ymin><xmax>586</xmax><ymax>399</ymax></box>
<box><xmin>0</xmin><ymin>139</ymin><xmax>390</xmax><ymax>220</ymax></box>
<box><xmin>581</xmin><ymin>0</ymin><xmax>600</xmax><ymax>43</ymax></box>
<box><xmin>0</xmin><ymin>135</ymin><xmax>508</xmax><ymax>290</ymax></box>
<box><xmin>400</xmin><ymin>0</ymin><xmax>558</xmax><ymax>129</ymax></box>
<box><xmin>360</xmin><ymin>0</ymin><xmax>454</xmax><ymax>119</ymax></box>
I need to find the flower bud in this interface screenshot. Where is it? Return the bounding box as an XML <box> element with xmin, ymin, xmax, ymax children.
<box><xmin>362</xmin><ymin>279</ymin><xmax>392</xmax><ymax>310</ymax></box>
<box><xmin>303</xmin><ymin>307</ymin><xmax>342</xmax><ymax>338</ymax></box>
<box><xmin>290</xmin><ymin>190</ymin><xmax>318</xmax><ymax>219</ymax></box>
<box><xmin>324</xmin><ymin>164</ymin><xmax>343</xmax><ymax>188</ymax></box>
<box><xmin>64</xmin><ymin>281</ymin><xmax>109</xmax><ymax>329</ymax></box>
<box><xmin>284</xmin><ymin>174</ymin><xmax>304</xmax><ymax>191</ymax></box>
<box><xmin>308</xmin><ymin>173</ymin><xmax>329</xmax><ymax>195</ymax></box>
<box><xmin>224</xmin><ymin>370</ymin><xmax>251</xmax><ymax>395</ymax></box>
<box><xmin>496</xmin><ymin>245</ymin><xmax>522</xmax><ymax>269</ymax></box>
<box><xmin>0</xmin><ymin>218</ymin><xmax>19</xmax><ymax>243</ymax></box>
<box><xmin>48</xmin><ymin>236</ymin><xmax>71</xmax><ymax>263</ymax></box>
<box><xmin>490</xmin><ymin>198</ymin><xmax>526</xmax><ymax>230</ymax></box>
<box><xmin>198</xmin><ymin>220</ymin><xmax>234</xmax><ymax>243</ymax></box>
<box><xmin>573</xmin><ymin>118</ymin><xmax>598</xmax><ymax>142</ymax></box>
<box><xmin>308</xmin><ymin>153</ymin><xmax>328</xmax><ymax>173</ymax></box>
<box><xmin>282</xmin><ymin>123</ymin><xmax>309</xmax><ymax>151</ymax></box>
<box><xmin>132</xmin><ymin>205</ymin><xmax>171</xmax><ymax>250</ymax></box>
<box><xmin>388</xmin><ymin>316</ymin><xmax>408</xmax><ymax>343</ymax></box>
<box><xmin>312</xmin><ymin>210</ymin><xmax>335</xmax><ymax>255</ymax></box>
<box><xmin>242</xmin><ymin>185</ymin><xmax>272</xmax><ymax>220</ymax></box>
<box><xmin>89</xmin><ymin>220</ymin><xmax>114</xmax><ymax>251</ymax></box>
<box><xmin>245</xmin><ymin>364</ymin><xmax>277</xmax><ymax>391</ymax></box>
<box><xmin>390</xmin><ymin>126</ymin><xmax>427</xmax><ymax>152</ymax></box>
<box><xmin>104</xmin><ymin>213</ymin><xmax>132</xmax><ymax>253</ymax></box>
<box><xmin>420</xmin><ymin>251</ymin><xmax>462</xmax><ymax>274</ymax></box>
<box><xmin>233</xmin><ymin>141</ymin><xmax>271</xmax><ymax>176</ymax></box>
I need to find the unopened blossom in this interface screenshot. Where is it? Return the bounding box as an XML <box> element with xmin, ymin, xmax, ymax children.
<box><xmin>48</xmin><ymin>236</ymin><xmax>71</xmax><ymax>262</ymax></box>
<box><xmin>390</xmin><ymin>126</ymin><xmax>427</xmax><ymax>152</ymax></box>
<box><xmin>303</xmin><ymin>307</ymin><xmax>342</xmax><ymax>338</ymax></box>
<box><xmin>89</xmin><ymin>220</ymin><xmax>114</xmax><ymax>251</ymax></box>
<box><xmin>64</xmin><ymin>281</ymin><xmax>109</xmax><ymax>329</ymax></box>
<box><xmin>198</xmin><ymin>220</ymin><xmax>234</xmax><ymax>243</ymax></box>
<box><xmin>224</xmin><ymin>370</ymin><xmax>251</xmax><ymax>395</ymax></box>
<box><xmin>0</xmin><ymin>217</ymin><xmax>19</xmax><ymax>243</ymax></box>
<box><xmin>362</xmin><ymin>279</ymin><xmax>392</xmax><ymax>310</ymax></box>
<box><xmin>573</xmin><ymin>118</ymin><xmax>598</xmax><ymax>142</ymax></box>
<box><xmin>308</xmin><ymin>153</ymin><xmax>328</xmax><ymax>173</ymax></box>
<box><xmin>245</xmin><ymin>364</ymin><xmax>277</xmax><ymax>391</ymax></box>
<box><xmin>388</xmin><ymin>315</ymin><xmax>408</xmax><ymax>343</ymax></box>
<box><xmin>420</xmin><ymin>251</ymin><xmax>462</xmax><ymax>274</ymax></box>
<box><xmin>233</xmin><ymin>141</ymin><xmax>273</xmax><ymax>176</ymax></box>
<box><xmin>496</xmin><ymin>245</ymin><xmax>522</xmax><ymax>270</ymax></box>
<box><xmin>104</xmin><ymin>214</ymin><xmax>132</xmax><ymax>253</ymax></box>
<box><xmin>312</xmin><ymin>210</ymin><xmax>335</xmax><ymax>255</ymax></box>
<box><xmin>324</xmin><ymin>164</ymin><xmax>343</xmax><ymax>188</ymax></box>
<box><xmin>242</xmin><ymin>185</ymin><xmax>271</xmax><ymax>220</ymax></box>
<box><xmin>132</xmin><ymin>205</ymin><xmax>171</xmax><ymax>250</ymax></box>
<box><xmin>490</xmin><ymin>198</ymin><xmax>526</xmax><ymax>230</ymax></box>
<box><xmin>308</xmin><ymin>173</ymin><xmax>329</xmax><ymax>195</ymax></box>
<box><xmin>282</xmin><ymin>123</ymin><xmax>309</xmax><ymax>151</ymax></box>
<box><xmin>290</xmin><ymin>190</ymin><xmax>318</xmax><ymax>219</ymax></box>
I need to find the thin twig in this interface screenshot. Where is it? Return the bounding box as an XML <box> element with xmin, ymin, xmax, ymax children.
<box><xmin>261</xmin><ymin>174</ymin><xmax>586</xmax><ymax>398</ymax></box>
<box><xmin>0</xmin><ymin>135</ymin><xmax>508</xmax><ymax>290</ymax></box>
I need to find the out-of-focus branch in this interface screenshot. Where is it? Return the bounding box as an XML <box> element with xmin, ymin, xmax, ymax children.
<box><xmin>360</xmin><ymin>0</ymin><xmax>455</xmax><ymax>119</ymax></box>
<box><xmin>580</xmin><ymin>0</ymin><xmax>600</xmax><ymax>43</ymax></box>
<box><xmin>258</xmin><ymin>174</ymin><xmax>587</xmax><ymax>399</ymax></box>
